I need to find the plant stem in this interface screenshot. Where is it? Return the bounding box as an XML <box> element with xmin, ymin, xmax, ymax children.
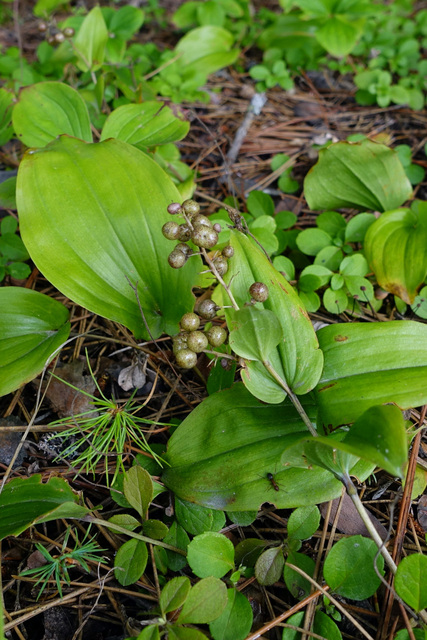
<box><xmin>342</xmin><ymin>474</ymin><xmax>397</xmax><ymax>573</ymax></box>
<box><xmin>262</xmin><ymin>359</ymin><xmax>318</xmax><ymax>437</ymax></box>
<box><xmin>88</xmin><ymin>518</ymin><xmax>186</xmax><ymax>555</ymax></box>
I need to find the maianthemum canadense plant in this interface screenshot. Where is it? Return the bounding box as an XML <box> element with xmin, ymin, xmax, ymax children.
<box><xmin>0</xmin><ymin>9</ymin><xmax>426</xmax><ymax>634</ymax></box>
<box><xmin>0</xmin><ymin>78</ymin><xmax>427</xmax><ymax>638</ymax></box>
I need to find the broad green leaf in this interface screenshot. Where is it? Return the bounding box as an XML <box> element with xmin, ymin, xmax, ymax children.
<box><xmin>143</xmin><ymin>519</ymin><xmax>168</xmax><ymax>540</ymax></box>
<box><xmin>339</xmin><ymin>253</ymin><xmax>368</xmax><ymax>276</ymax></box>
<box><xmin>108</xmin><ymin>514</ymin><xmax>140</xmax><ymax>532</ymax></box>
<box><xmin>315</xmin><ymin>321</ymin><xmax>427</xmax><ymax>426</ymax></box>
<box><xmin>160</xmin><ymin>576</ymin><xmax>191</xmax><ymax>615</ymax></box>
<box><xmin>315</xmin><ymin>16</ymin><xmax>363</xmax><ymax>57</ymax></box>
<box><xmin>100</xmin><ymin>102</ymin><xmax>189</xmax><ymax>149</ymax></box>
<box><xmin>209</xmin><ymin>588</ymin><xmax>253</xmax><ymax>640</ymax></box>
<box><xmin>187</xmin><ymin>532</ymin><xmax>235</xmax><ymax>578</ymax></box>
<box><xmin>114</xmin><ymin>538</ymin><xmax>148</xmax><ymax>586</ymax></box>
<box><xmin>255</xmin><ymin>546</ymin><xmax>284</xmax><ymax>586</ymax></box>
<box><xmin>33</xmin><ymin>0</ymin><xmax>67</xmax><ymax>16</ymax></box>
<box><xmin>323</xmin><ymin>535</ymin><xmax>384</xmax><ymax>600</ymax></box>
<box><xmin>0</xmin><ymin>233</ymin><xmax>29</xmax><ymax>261</ymax></box>
<box><xmin>106</xmin><ymin>5</ymin><xmax>144</xmax><ymax>39</ymax></box>
<box><xmin>317</xmin><ymin>210</ymin><xmax>346</xmax><ymax>236</ymax></box>
<box><xmin>163</xmin><ymin>522</ymin><xmax>189</xmax><ymax>572</ymax></box>
<box><xmin>304</xmin><ymin>140</ymin><xmax>412</xmax><ymax>212</ymax></box>
<box><xmin>169</xmin><ymin>626</ymin><xmax>208</xmax><ymax>640</ymax></box>
<box><xmin>12</xmin><ymin>82</ymin><xmax>92</xmax><ymax>148</ymax></box>
<box><xmin>247</xmin><ymin>191</ymin><xmax>275</xmax><ymax>218</ymax></box>
<box><xmin>123</xmin><ymin>466</ymin><xmax>153</xmax><ymax>518</ymax></box>
<box><xmin>395</xmin><ymin>554</ymin><xmax>427</xmax><ymax>611</ymax></box>
<box><xmin>17</xmin><ymin>136</ymin><xmax>201</xmax><ymax>339</ymax></box>
<box><xmin>178</xmin><ymin>577</ymin><xmax>228</xmax><ymax>624</ymax></box>
<box><xmin>234</xmin><ymin>539</ymin><xmax>266</xmax><ymax>567</ymax></box>
<box><xmin>364</xmin><ymin>208</ymin><xmax>427</xmax><ymax>304</ymax></box>
<box><xmin>296</xmin><ymin>228</ymin><xmax>332</xmax><ymax>255</ymax></box>
<box><xmin>74</xmin><ymin>6</ymin><xmax>109</xmax><ymax>72</ymax></box>
<box><xmin>0</xmin><ymin>475</ymin><xmax>90</xmax><ymax>540</ymax></box>
<box><xmin>175</xmin><ymin>26</ymin><xmax>239</xmax><ymax>75</ymax></box>
<box><xmin>163</xmin><ymin>384</ymin><xmax>373</xmax><ymax>511</ymax></box>
<box><xmin>224</xmin><ymin>231</ymin><xmax>323</xmax><ymax>402</ymax></box>
<box><xmin>135</xmin><ymin>625</ymin><xmax>160</xmax><ymax>640</ymax></box>
<box><xmin>287</xmin><ymin>506</ymin><xmax>320</xmax><ymax>541</ymax></box>
<box><xmin>0</xmin><ymin>288</ymin><xmax>70</xmax><ymax>397</ymax></box>
<box><xmin>228</xmin><ymin>307</ymin><xmax>284</xmax><ymax>361</ymax></box>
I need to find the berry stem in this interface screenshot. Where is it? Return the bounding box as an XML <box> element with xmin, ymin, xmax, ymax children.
<box><xmin>262</xmin><ymin>359</ymin><xmax>318</xmax><ymax>437</ymax></box>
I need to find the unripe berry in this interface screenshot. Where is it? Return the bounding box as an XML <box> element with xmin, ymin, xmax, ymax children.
<box><xmin>179</xmin><ymin>223</ymin><xmax>192</xmax><ymax>242</ymax></box>
<box><xmin>192</xmin><ymin>227</ymin><xmax>218</xmax><ymax>249</ymax></box>
<box><xmin>187</xmin><ymin>331</ymin><xmax>208</xmax><ymax>353</ymax></box>
<box><xmin>222</xmin><ymin>245</ymin><xmax>234</xmax><ymax>258</ymax></box>
<box><xmin>168</xmin><ymin>249</ymin><xmax>187</xmax><ymax>269</ymax></box>
<box><xmin>180</xmin><ymin>312</ymin><xmax>200</xmax><ymax>332</ymax></box>
<box><xmin>175</xmin><ymin>348</ymin><xmax>197</xmax><ymax>369</ymax></box>
<box><xmin>198</xmin><ymin>299</ymin><xmax>218</xmax><ymax>320</ymax></box>
<box><xmin>213</xmin><ymin>256</ymin><xmax>228</xmax><ymax>276</ymax></box>
<box><xmin>63</xmin><ymin>26</ymin><xmax>75</xmax><ymax>37</ymax></box>
<box><xmin>162</xmin><ymin>221</ymin><xmax>180</xmax><ymax>240</ymax></box>
<box><xmin>249</xmin><ymin>281</ymin><xmax>269</xmax><ymax>302</ymax></box>
<box><xmin>54</xmin><ymin>31</ymin><xmax>65</xmax><ymax>43</ymax></box>
<box><xmin>213</xmin><ymin>223</ymin><xmax>222</xmax><ymax>233</ymax></box>
<box><xmin>182</xmin><ymin>199</ymin><xmax>200</xmax><ymax>217</ymax></box>
<box><xmin>47</xmin><ymin>35</ymin><xmax>56</xmax><ymax>45</ymax></box>
<box><xmin>175</xmin><ymin>242</ymin><xmax>192</xmax><ymax>256</ymax></box>
<box><xmin>38</xmin><ymin>21</ymin><xmax>48</xmax><ymax>32</ymax></box>
<box><xmin>167</xmin><ymin>202</ymin><xmax>183</xmax><ymax>215</ymax></box>
<box><xmin>173</xmin><ymin>332</ymin><xmax>189</xmax><ymax>354</ymax></box>
<box><xmin>192</xmin><ymin>214</ymin><xmax>212</xmax><ymax>228</ymax></box>
<box><xmin>206</xmin><ymin>326</ymin><xmax>227</xmax><ymax>347</ymax></box>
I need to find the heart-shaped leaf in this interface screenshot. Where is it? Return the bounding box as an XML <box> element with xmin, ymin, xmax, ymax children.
<box><xmin>223</xmin><ymin>231</ymin><xmax>323</xmax><ymax>403</ymax></box>
<box><xmin>304</xmin><ymin>139</ymin><xmax>412</xmax><ymax>212</ymax></box>
<box><xmin>364</xmin><ymin>208</ymin><xmax>427</xmax><ymax>304</ymax></box>
<box><xmin>12</xmin><ymin>82</ymin><xmax>92</xmax><ymax>148</ymax></box>
<box><xmin>315</xmin><ymin>321</ymin><xmax>427</xmax><ymax>426</ymax></box>
<box><xmin>0</xmin><ymin>288</ymin><xmax>70</xmax><ymax>397</ymax></box>
<box><xmin>163</xmin><ymin>384</ymin><xmax>374</xmax><ymax>511</ymax></box>
<box><xmin>17</xmin><ymin>136</ymin><xmax>201</xmax><ymax>339</ymax></box>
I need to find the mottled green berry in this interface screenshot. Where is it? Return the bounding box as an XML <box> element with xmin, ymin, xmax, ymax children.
<box><xmin>213</xmin><ymin>256</ymin><xmax>229</xmax><ymax>276</ymax></box>
<box><xmin>175</xmin><ymin>348</ymin><xmax>197</xmax><ymax>369</ymax></box>
<box><xmin>180</xmin><ymin>312</ymin><xmax>200</xmax><ymax>332</ymax></box>
<box><xmin>222</xmin><ymin>245</ymin><xmax>234</xmax><ymax>258</ymax></box>
<box><xmin>182</xmin><ymin>199</ymin><xmax>200</xmax><ymax>217</ymax></box>
<box><xmin>192</xmin><ymin>227</ymin><xmax>218</xmax><ymax>249</ymax></box>
<box><xmin>175</xmin><ymin>242</ymin><xmax>192</xmax><ymax>256</ymax></box>
<box><xmin>206</xmin><ymin>326</ymin><xmax>227</xmax><ymax>347</ymax></box>
<box><xmin>63</xmin><ymin>26</ymin><xmax>75</xmax><ymax>37</ymax></box>
<box><xmin>249</xmin><ymin>281</ymin><xmax>269</xmax><ymax>302</ymax></box>
<box><xmin>173</xmin><ymin>332</ymin><xmax>189</xmax><ymax>354</ymax></box>
<box><xmin>168</xmin><ymin>250</ymin><xmax>187</xmax><ymax>269</ymax></box>
<box><xmin>187</xmin><ymin>330</ymin><xmax>209</xmax><ymax>353</ymax></box>
<box><xmin>198</xmin><ymin>299</ymin><xmax>218</xmax><ymax>320</ymax></box>
<box><xmin>192</xmin><ymin>214</ymin><xmax>212</xmax><ymax>228</ymax></box>
<box><xmin>213</xmin><ymin>223</ymin><xmax>221</xmax><ymax>234</ymax></box>
<box><xmin>162</xmin><ymin>221</ymin><xmax>181</xmax><ymax>240</ymax></box>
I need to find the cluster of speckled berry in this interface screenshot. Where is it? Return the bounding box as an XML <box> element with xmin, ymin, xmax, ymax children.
<box><xmin>173</xmin><ymin>302</ymin><xmax>228</xmax><ymax>369</ymax></box>
<box><xmin>162</xmin><ymin>199</ymin><xmax>234</xmax><ymax>275</ymax></box>
<box><xmin>38</xmin><ymin>22</ymin><xmax>74</xmax><ymax>45</ymax></box>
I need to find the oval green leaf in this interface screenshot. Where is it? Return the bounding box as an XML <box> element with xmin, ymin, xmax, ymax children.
<box><xmin>17</xmin><ymin>136</ymin><xmax>201</xmax><ymax>339</ymax></box>
<box><xmin>323</xmin><ymin>535</ymin><xmax>384</xmax><ymax>600</ymax></box>
<box><xmin>123</xmin><ymin>465</ymin><xmax>153</xmax><ymax>518</ymax></box>
<box><xmin>209</xmin><ymin>588</ymin><xmax>253</xmax><ymax>640</ymax></box>
<box><xmin>0</xmin><ymin>288</ymin><xmax>70</xmax><ymax>397</ymax></box>
<box><xmin>178</xmin><ymin>576</ymin><xmax>228</xmax><ymax>624</ymax></box>
<box><xmin>160</xmin><ymin>576</ymin><xmax>191</xmax><ymax>615</ymax></box>
<box><xmin>187</xmin><ymin>532</ymin><xmax>235</xmax><ymax>579</ymax></box>
<box><xmin>12</xmin><ymin>82</ymin><xmax>92</xmax><ymax>148</ymax></box>
<box><xmin>304</xmin><ymin>140</ymin><xmax>412</xmax><ymax>212</ymax></box>
<box><xmin>228</xmin><ymin>306</ymin><xmax>284</xmax><ymax>361</ymax></box>
<box><xmin>114</xmin><ymin>538</ymin><xmax>148</xmax><ymax>586</ymax></box>
<box><xmin>364</xmin><ymin>208</ymin><xmax>427</xmax><ymax>304</ymax></box>
<box><xmin>395</xmin><ymin>554</ymin><xmax>427</xmax><ymax>611</ymax></box>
